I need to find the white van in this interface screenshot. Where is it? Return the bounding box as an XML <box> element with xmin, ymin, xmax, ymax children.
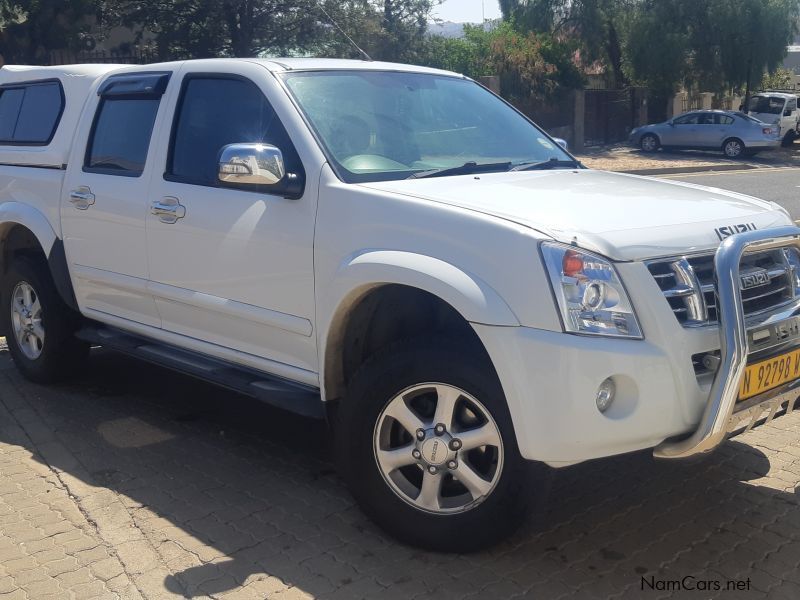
<box><xmin>746</xmin><ymin>92</ymin><xmax>799</xmax><ymax>145</ymax></box>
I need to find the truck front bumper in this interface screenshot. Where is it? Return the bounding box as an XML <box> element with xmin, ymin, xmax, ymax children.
<box><xmin>473</xmin><ymin>226</ymin><xmax>800</xmax><ymax>467</ymax></box>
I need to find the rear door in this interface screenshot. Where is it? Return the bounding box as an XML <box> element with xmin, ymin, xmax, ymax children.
<box><xmin>712</xmin><ymin>113</ymin><xmax>735</xmax><ymax>147</ymax></box>
<box><xmin>61</xmin><ymin>72</ymin><xmax>174</xmax><ymax>328</ymax></box>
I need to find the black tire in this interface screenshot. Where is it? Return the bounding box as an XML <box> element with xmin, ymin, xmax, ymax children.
<box><xmin>335</xmin><ymin>336</ymin><xmax>538</xmax><ymax>552</ymax></box>
<box><xmin>782</xmin><ymin>131</ymin><xmax>795</xmax><ymax>147</ymax></box>
<box><xmin>1</xmin><ymin>255</ymin><xmax>88</xmax><ymax>383</ymax></box>
<box><xmin>722</xmin><ymin>137</ymin><xmax>745</xmax><ymax>158</ymax></box>
<box><xmin>640</xmin><ymin>133</ymin><xmax>660</xmax><ymax>153</ymax></box>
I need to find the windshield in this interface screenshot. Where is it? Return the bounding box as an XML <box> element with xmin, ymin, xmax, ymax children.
<box><xmin>280</xmin><ymin>70</ymin><xmax>572</xmax><ymax>183</ymax></box>
<box><xmin>747</xmin><ymin>95</ymin><xmax>786</xmax><ymax>115</ymax></box>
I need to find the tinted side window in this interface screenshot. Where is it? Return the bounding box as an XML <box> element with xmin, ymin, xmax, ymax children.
<box><xmin>85</xmin><ymin>99</ymin><xmax>159</xmax><ymax>176</ymax></box>
<box><xmin>674</xmin><ymin>114</ymin><xmax>699</xmax><ymax>125</ymax></box>
<box><xmin>0</xmin><ymin>89</ymin><xmax>24</xmax><ymax>140</ymax></box>
<box><xmin>0</xmin><ymin>82</ymin><xmax>63</xmax><ymax>144</ymax></box>
<box><xmin>168</xmin><ymin>76</ymin><xmax>301</xmax><ymax>186</ymax></box>
<box><xmin>698</xmin><ymin>113</ymin><xmax>713</xmax><ymax>125</ymax></box>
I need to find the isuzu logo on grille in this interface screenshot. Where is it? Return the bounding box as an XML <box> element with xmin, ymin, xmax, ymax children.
<box><xmin>740</xmin><ymin>268</ymin><xmax>770</xmax><ymax>290</ymax></box>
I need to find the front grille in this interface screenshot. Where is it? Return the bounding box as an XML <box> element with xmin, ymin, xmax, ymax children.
<box><xmin>648</xmin><ymin>249</ymin><xmax>796</xmax><ymax>326</ymax></box>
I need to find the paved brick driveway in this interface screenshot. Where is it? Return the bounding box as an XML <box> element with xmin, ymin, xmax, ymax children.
<box><xmin>2</xmin><ymin>343</ymin><xmax>800</xmax><ymax>599</ymax></box>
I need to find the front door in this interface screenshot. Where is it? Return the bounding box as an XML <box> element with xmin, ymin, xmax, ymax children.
<box><xmin>61</xmin><ymin>72</ymin><xmax>173</xmax><ymax>328</ymax></box>
<box><xmin>145</xmin><ymin>63</ymin><xmax>318</xmax><ymax>381</ymax></box>
<box><xmin>667</xmin><ymin>112</ymin><xmax>701</xmax><ymax>146</ymax></box>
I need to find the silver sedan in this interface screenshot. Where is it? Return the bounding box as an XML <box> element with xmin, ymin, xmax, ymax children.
<box><xmin>629</xmin><ymin>110</ymin><xmax>781</xmax><ymax>158</ymax></box>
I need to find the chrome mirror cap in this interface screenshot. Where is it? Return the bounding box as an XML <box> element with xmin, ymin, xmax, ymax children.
<box><xmin>218</xmin><ymin>143</ymin><xmax>286</xmax><ymax>186</ymax></box>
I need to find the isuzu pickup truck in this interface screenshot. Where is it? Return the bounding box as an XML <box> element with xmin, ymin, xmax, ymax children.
<box><xmin>1</xmin><ymin>59</ymin><xmax>799</xmax><ymax>551</ymax></box>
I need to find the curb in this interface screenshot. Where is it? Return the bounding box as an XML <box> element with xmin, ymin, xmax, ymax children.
<box><xmin>619</xmin><ymin>163</ymin><xmax>763</xmax><ymax>176</ymax></box>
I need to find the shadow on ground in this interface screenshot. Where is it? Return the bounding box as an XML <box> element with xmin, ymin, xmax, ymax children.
<box><xmin>2</xmin><ymin>346</ymin><xmax>800</xmax><ymax>599</ymax></box>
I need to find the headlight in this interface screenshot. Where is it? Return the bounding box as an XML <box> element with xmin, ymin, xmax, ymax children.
<box><xmin>541</xmin><ymin>242</ymin><xmax>643</xmax><ymax>339</ymax></box>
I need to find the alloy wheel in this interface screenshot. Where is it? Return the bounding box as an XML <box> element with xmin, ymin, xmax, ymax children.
<box><xmin>724</xmin><ymin>140</ymin><xmax>743</xmax><ymax>157</ymax></box>
<box><xmin>11</xmin><ymin>281</ymin><xmax>45</xmax><ymax>360</ymax></box>
<box><xmin>641</xmin><ymin>135</ymin><xmax>657</xmax><ymax>152</ymax></box>
<box><xmin>373</xmin><ymin>383</ymin><xmax>504</xmax><ymax>514</ymax></box>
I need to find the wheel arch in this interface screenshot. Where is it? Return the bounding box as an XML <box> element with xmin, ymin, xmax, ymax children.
<box><xmin>0</xmin><ymin>202</ymin><xmax>77</xmax><ymax>313</ymax></box>
<box><xmin>321</xmin><ymin>250</ymin><xmax>519</xmax><ymax>403</ymax></box>
<box><xmin>0</xmin><ymin>202</ymin><xmax>58</xmax><ymax>258</ymax></box>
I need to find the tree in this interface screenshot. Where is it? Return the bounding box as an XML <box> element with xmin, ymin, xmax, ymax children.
<box><xmin>761</xmin><ymin>67</ymin><xmax>796</xmax><ymax>91</ymax></box>
<box><xmin>624</xmin><ymin>1</ymin><xmax>691</xmax><ymax>98</ymax></box>
<box><xmin>625</xmin><ymin>0</ymin><xmax>798</xmax><ymax>105</ymax></box>
<box><xmin>698</xmin><ymin>0</ymin><xmax>798</xmax><ymax>103</ymax></box>
<box><xmin>499</xmin><ymin>0</ymin><xmax>635</xmax><ymax>87</ymax></box>
<box><xmin>0</xmin><ymin>0</ymin><xmax>101</xmax><ymax>64</ymax></box>
<box><xmin>105</xmin><ymin>0</ymin><xmax>326</xmax><ymax>59</ymax></box>
<box><xmin>372</xmin><ymin>0</ymin><xmax>439</xmax><ymax>62</ymax></box>
<box><xmin>422</xmin><ymin>24</ymin><xmax>496</xmax><ymax>77</ymax></box>
<box><xmin>421</xmin><ymin>21</ymin><xmax>583</xmax><ymax>109</ymax></box>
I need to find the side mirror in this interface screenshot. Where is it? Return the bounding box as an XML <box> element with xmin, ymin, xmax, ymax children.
<box><xmin>219</xmin><ymin>143</ymin><xmax>286</xmax><ymax>186</ymax></box>
<box><xmin>785</xmin><ymin>110</ymin><xmax>792</xmax><ymax>117</ymax></box>
<box><xmin>552</xmin><ymin>137</ymin><xmax>568</xmax><ymax>150</ymax></box>
<box><xmin>668</xmin><ymin>120</ymin><xmax>675</xmax><ymax>127</ymax></box>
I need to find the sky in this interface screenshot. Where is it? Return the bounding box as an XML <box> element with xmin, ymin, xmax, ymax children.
<box><xmin>433</xmin><ymin>0</ymin><xmax>502</xmax><ymax>23</ymax></box>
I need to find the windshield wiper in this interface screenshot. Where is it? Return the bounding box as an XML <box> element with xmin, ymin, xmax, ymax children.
<box><xmin>509</xmin><ymin>158</ymin><xmax>582</xmax><ymax>172</ymax></box>
<box><xmin>407</xmin><ymin>161</ymin><xmax>512</xmax><ymax>179</ymax></box>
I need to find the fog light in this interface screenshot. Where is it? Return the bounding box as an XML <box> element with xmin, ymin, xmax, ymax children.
<box><xmin>596</xmin><ymin>377</ymin><xmax>616</xmax><ymax>413</ymax></box>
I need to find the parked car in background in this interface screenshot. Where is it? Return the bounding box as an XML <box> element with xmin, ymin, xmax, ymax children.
<box><xmin>746</xmin><ymin>92</ymin><xmax>799</xmax><ymax>145</ymax></box>
<box><xmin>629</xmin><ymin>110</ymin><xmax>781</xmax><ymax>158</ymax></box>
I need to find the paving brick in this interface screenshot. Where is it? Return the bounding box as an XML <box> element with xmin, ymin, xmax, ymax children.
<box><xmin>5</xmin><ymin>354</ymin><xmax>800</xmax><ymax>600</ymax></box>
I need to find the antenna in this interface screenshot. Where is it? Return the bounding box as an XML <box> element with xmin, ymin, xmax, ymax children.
<box><xmin>317</xmin><ymin>2</ymin><xmax>373</xmax><ymax>62</ymax></box>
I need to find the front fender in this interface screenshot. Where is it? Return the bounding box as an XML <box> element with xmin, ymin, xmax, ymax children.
<box><xmin>0</xmin><ymin>201</ymin><xmax>58</xmax><ymax>255</ymax></box>
<box><xmin>339</xmin><ymin>250</ymin><xmax>519</xmax><ymax>326</ymax></box>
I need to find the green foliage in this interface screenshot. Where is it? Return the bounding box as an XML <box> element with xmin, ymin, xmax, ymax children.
<box><xmin>499</xmin><ymin>1</ymin><xmax>637</xmax><ymax>87</ymax></box>
<box><xmin>502</xmin><ymin>0</ymin><xmax>798</xmax><ymax>100</ymax></box>
<box><xmin>488</xmin><ymin>23</ymin><xmax>584</xmax><ymax>101</ymax></box>
<box><xmin>761</xmin><ymin>67</ymin><xmax>796</xmax><ymax>91</ymax></box>
<box><xmin>104</xmin><ymin>0</ymin><xmax>324</xmax><ymax>59</ymax></box>
<box><xmin>371</xmin><ymin>0</ymin><xmax>439</xmax><ymax>62</ymax></box>
<box><xmin>421</xmin><ymin>22</ymin><xmax>584</xmax><ymax>104</ymax></box>
<box><xmin>422</xmin><ymin>24</ymin><xmax>496</xmax><ymax>77</ymax></box>
<box><xmin>623</xmin><ymin>1</ymin><xmax>690</xmax><ymax>97</ymax></box>
<box><xmin>623</xmin><ymin>0</ymin><xmax>798</xmax><ymax>98</ymax></box>
<box><xmin>0</xmin><ymin>0</ymin><xmax>101</xmax><ymax>63</ymax></box>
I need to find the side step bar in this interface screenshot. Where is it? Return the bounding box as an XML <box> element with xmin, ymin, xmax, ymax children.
<box><xmin>76</xmin><ymin>324</ymin><xmax>324</xmax><ymax>419</ymax></box>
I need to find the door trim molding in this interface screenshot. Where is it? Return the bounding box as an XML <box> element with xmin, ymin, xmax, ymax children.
<box><xmin>147</xmin><ymin>280</ymin><xmax>313</xmax><ymax>337</ymax></box>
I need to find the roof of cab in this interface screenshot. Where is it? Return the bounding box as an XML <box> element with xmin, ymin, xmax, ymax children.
<box><xmin>0</xmin><ymin>58</ymin><xmax>463</xmax><ymax>82</ymax></box>
<box><xmin>253</xmin><ymin>57</ymin><xmax>462</xmax><ymax>77</ymax></box>
<box><xmin>753</xmin><ymin>91</ymin><xmax>797</xmax><ymax>99</ymax></box>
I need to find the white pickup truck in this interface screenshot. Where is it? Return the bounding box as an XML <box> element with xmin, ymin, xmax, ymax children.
<box><xmin>747</xmin><ymin>91</ymin><xmax>800</xmax><ymax>145</ymax></box>
<box><xmin>1</xmin><ymin>59</ymin><xmax>799</xmax><ymax>552</ymax></box>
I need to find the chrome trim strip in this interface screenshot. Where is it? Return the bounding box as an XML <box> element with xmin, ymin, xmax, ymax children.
<box><xmin>670</xmin><ymin>258</ymin><xmax>707</xmax><ymax>323</ymax></box>
<box><xmin>654</xmin><ymin>226</ymin><xmax>800</xmax><ymax>459</ymax></box>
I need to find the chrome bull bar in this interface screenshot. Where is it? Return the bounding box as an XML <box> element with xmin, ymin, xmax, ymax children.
<box><xmin>654</xmin><ymin>225</ymin><xmax>800</xmax><ymax>459</ymax></box>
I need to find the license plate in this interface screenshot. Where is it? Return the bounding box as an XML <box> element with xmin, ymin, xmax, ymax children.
<box><xmin>739</xmin><ymin>348</ymin><xmax>800</xmax><ymax>401</ymax></box>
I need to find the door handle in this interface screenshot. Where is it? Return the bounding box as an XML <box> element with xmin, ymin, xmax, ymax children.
<box><xmin>151</xmin><ymin>197</ymin><xmax>186</xmax><ymax>224</ymax></box>
<box><xmin>69</xmin><ymin>187</ymin><xmax>95</xmax><ymax>210</ymax></box>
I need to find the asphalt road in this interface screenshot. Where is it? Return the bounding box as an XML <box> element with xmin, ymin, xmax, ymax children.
<box><xmin>663</xmin><ymin>167</ymin><xmax>800</xmax><ymax>220</ymax></box>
